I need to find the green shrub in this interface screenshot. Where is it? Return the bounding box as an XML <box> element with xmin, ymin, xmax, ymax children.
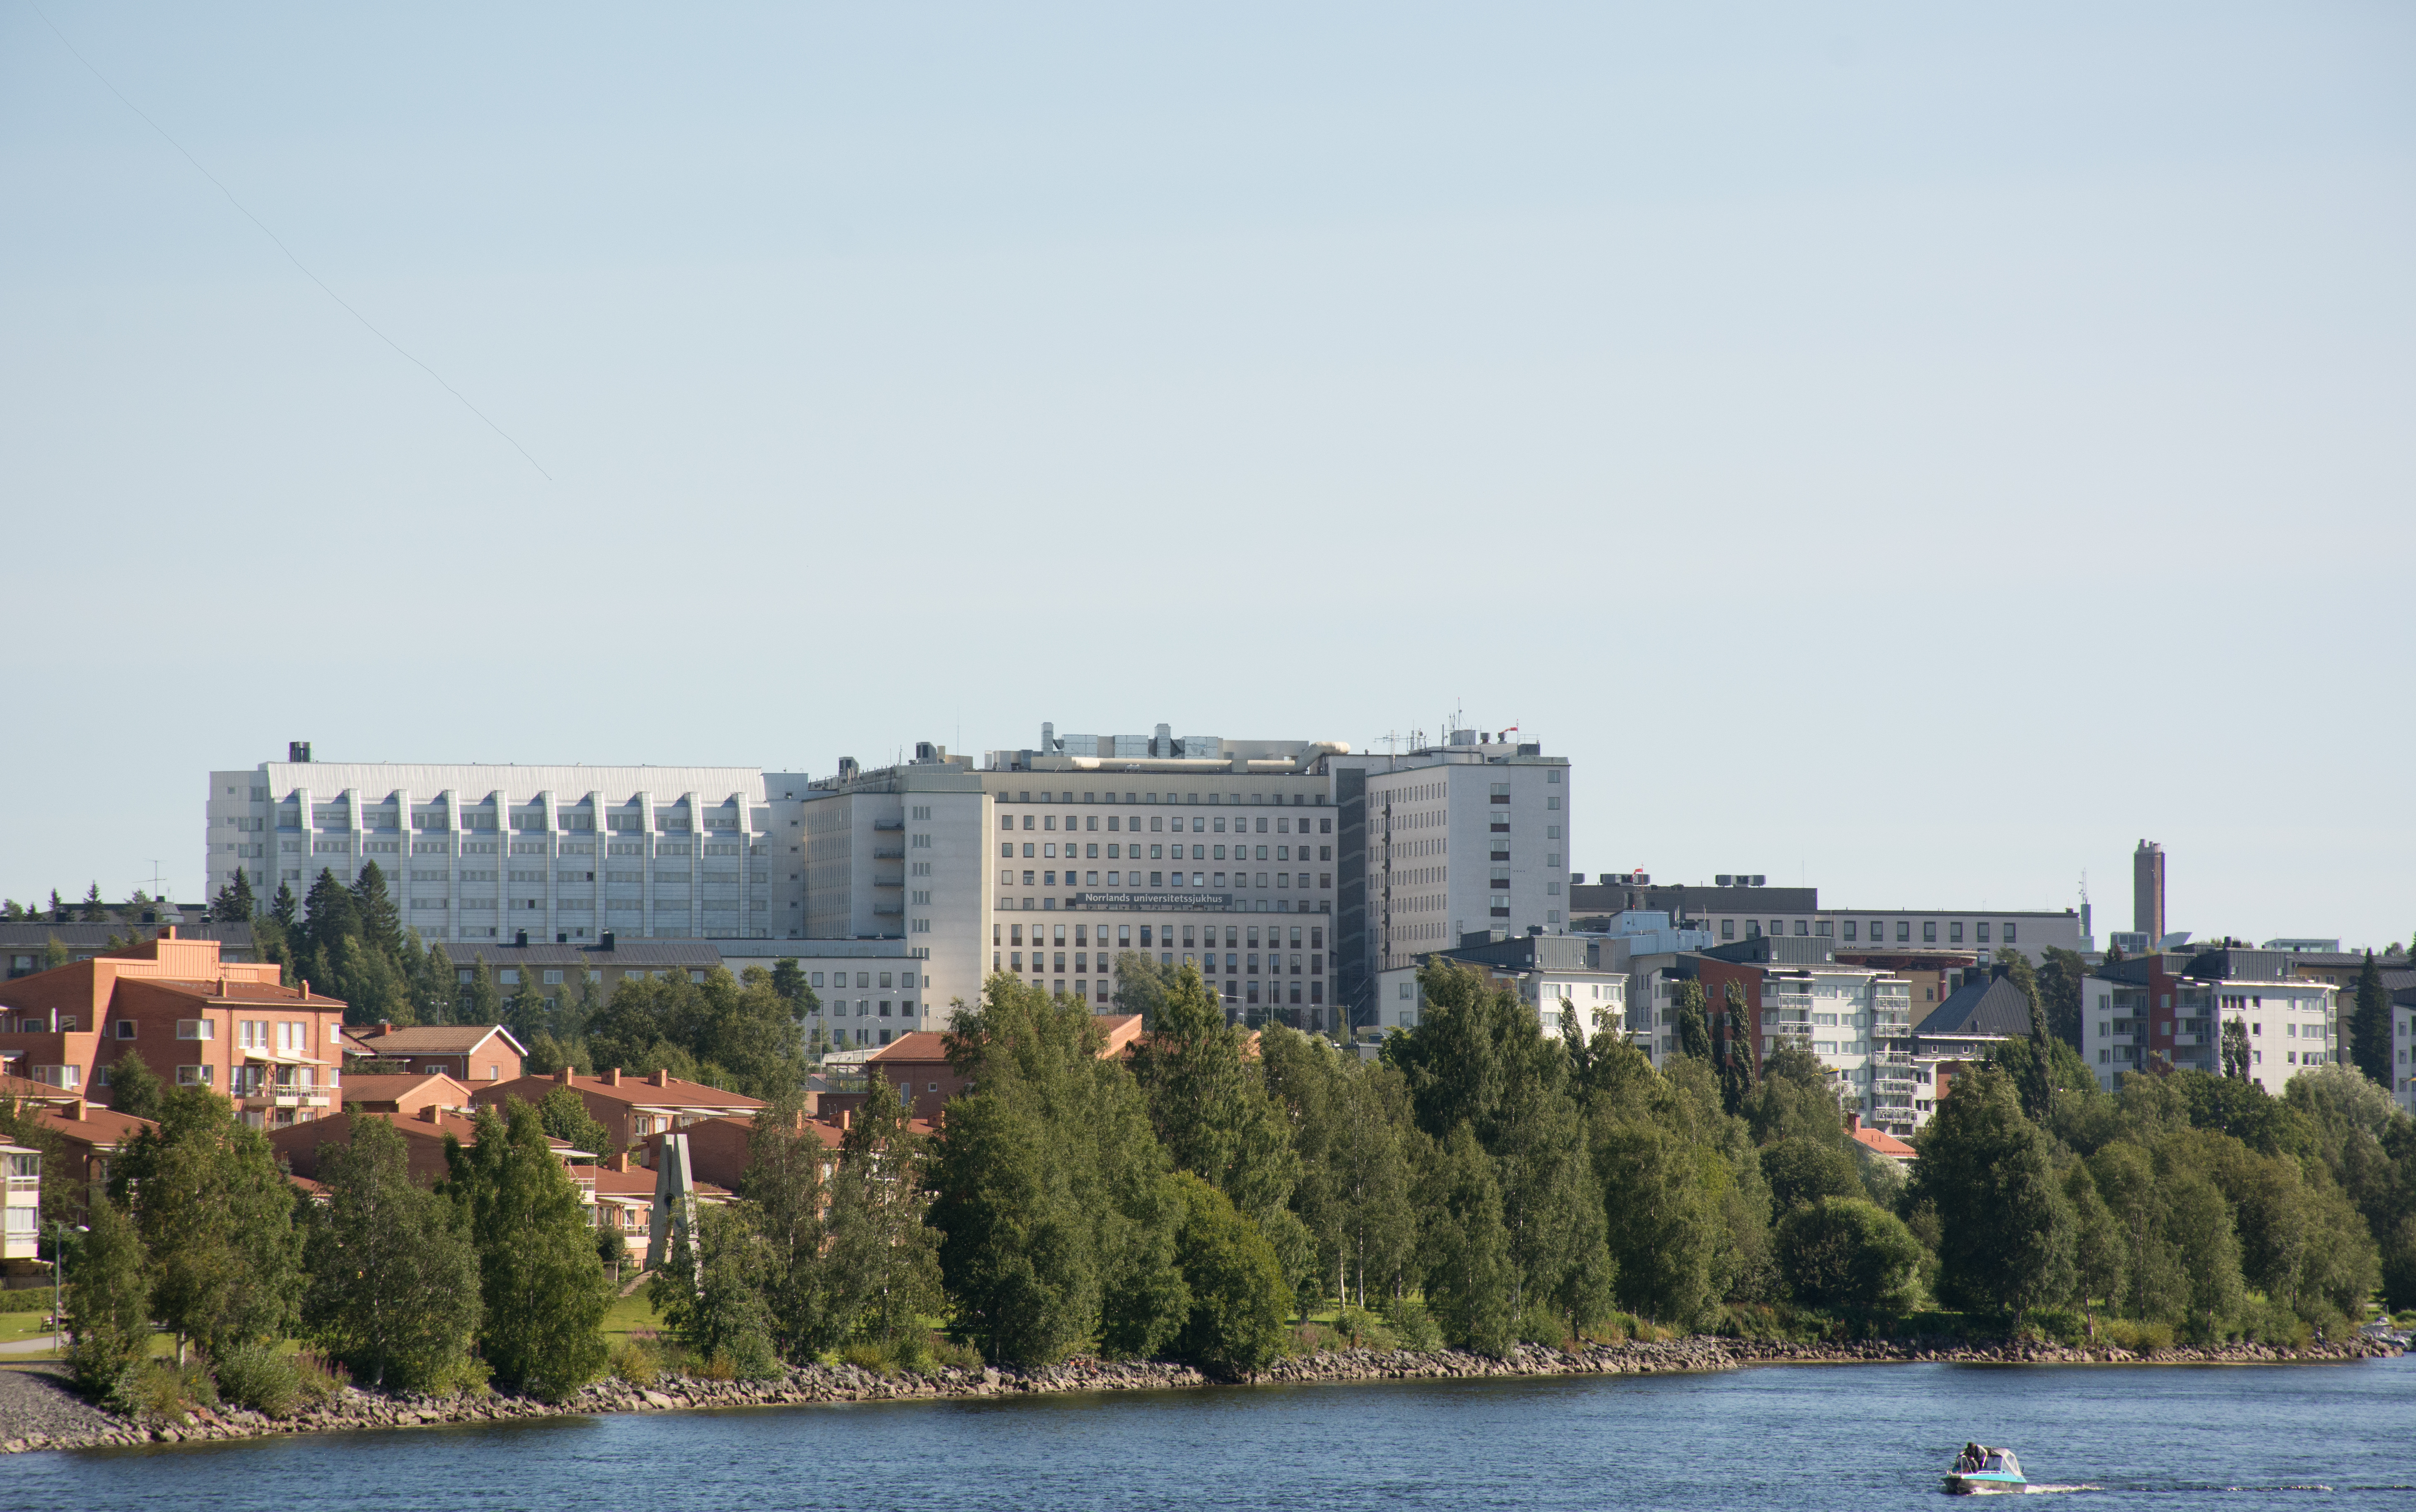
<box><xmin>2020</xmin><ymin>1307</ymin><xmax>2089</xmax><ymax>1348</ymax></box>
<box><xmin>211</xmin><ymin>1344</ymin><xmax>301</xmax><ymax>1419</ymax></box>
<box><xmin>1774</xmin><ymin>1198</ymin><xmax>1924</xmax><ymax>1316</ymax></box>
<box><xmin>111</xmin><ymin>1358</ymin><xmax>219</xmax><ymax>1425</ymax></box>
<box><xmin>2237</xmin><ymin>1297</ymin><xmax>2312</xmax><ymax>1349</ymax></box>
<box><xmin>837</xmin><ymin>1340</ymin><xmax>893</xmax><ymax>1375</ymax></box>
<box><xmin>608</xmin><ymin>1338</ymin><xmax>660</xmax><ymax>1387</ymax></box>
<box><xmin>1516</xmin><ymin>1302</ymin><xmax>1571</xmax><ymax>1349</ymax></box>
<box><xmin>1336</xmin><ymin>1306</ymin><xmax>1397</xmax><ymax>1350</ymax></box>
<box><xmin>2103</xmin><ymin>1318</ymin><xmax>2174</xmax><ymax>1354</ymax></box>
<box><xmin>1377</xmin><ymin>1296</ymin><xmax>1441</xmax><ymax>1351</ymax></box>
<box><xmin>293</xmin><ymin>1349</ymin><xmax>352</xmax><ymax>1402</ymax></box>
<box><xmin>0</xmin><ymin>1287</ymin><xmax>55</xmax><ymax>1313</ymax></box>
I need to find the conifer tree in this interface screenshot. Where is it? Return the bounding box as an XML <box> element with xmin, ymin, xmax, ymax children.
<box><xmin>64</xmin><ymin>1191</ymin><xmax>153</xmax><ymax>1395</ymax></box>
<box><xmin>2350</xmin><ymin>952</ymin><xmax>2392</xmax><ymax>1088</ymax></box>
<box><xmin>349</xmin><ymin>860</ymin><xmax>403</xmax><ymax>958</ymax></box>
<box><xmin>462</xmin><ymin>959</ymin><xmax>504</xmax><ymax>1027</ymax></box>
<box><xmin>302</xmin><ymin>1113</ymin><xmax>482</xmax><ymax>1393</ymax></box>
<box><xmin>300</xmin><ymin>868</ymin><xmax>358</xmax><ymax>965</ymax></box>
<box><xmin>80</xmin><ymin>883</ymin><xmax>106</xmax><ymax>922</ymax></box>
<box><xmin>210</xmin><ymin>867</ymin><xmax>256</xmax><ymax>924</ymax></box>
<box><xmin>1671</xmin><ymin>978</ymin><xmax>1713</xmax><ymax>1061</ymax></box>
<box><xmin>1906</xmin><ymin>1066</ymin><xmax>2073</xmax><ymax>1320</ymax></box>
<box><xmin>442</xmin><ymin>1101</ymin><xmax>610</xmax><ymax>1401</ymax></box>
<box><xmin>1716</xmin><ymin>981</ymin><xmax>1758</xmax><ymax>1115</ymax></box>
<box><xmin>1130</xmin><ymin>964</ymin><xmax>1298</xmax><ymax>1220</ymax></box>
<box><xmin>269</xmin><ymin>881</ymin><xmax>299</xmax><ymax>932</ymax></box>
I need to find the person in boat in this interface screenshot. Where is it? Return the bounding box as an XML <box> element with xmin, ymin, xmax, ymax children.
<box><xmin>1958</xmin><ymin>1444</ymin><xmax>1985</xmax><ymax>1474</ymax></box>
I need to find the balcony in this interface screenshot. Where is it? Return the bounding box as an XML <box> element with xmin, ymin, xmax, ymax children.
<box><xmin>872</xmin><ymin>819</ymin><xmax>905</xmax><ymax>832</ymax></box>
<box><xmin>871</xmin><ymin>903</ymin><xmax>904</xmax><ymax>917</ymax></box>
<box><xmin>873</xmin><ymin>847</ymin><xmax>905</xmax><ymax>860</ymax></box>
<box><xmin>873</xmin><ymin>875</ymin><xmax>905</xmax><ymax>889</ymax></box>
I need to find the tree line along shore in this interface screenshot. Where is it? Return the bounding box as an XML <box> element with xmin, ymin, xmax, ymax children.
<box><xmin>7</xmin><ymin>947</ymin><xmax>2416</xmax><ymax>1429</ymax></box>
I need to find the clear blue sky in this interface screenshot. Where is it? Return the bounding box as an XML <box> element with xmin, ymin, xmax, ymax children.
<box><xmin>4</xmin><ymin>3</ymin><xmax>2409</xmax><ymax>949</ymax></box>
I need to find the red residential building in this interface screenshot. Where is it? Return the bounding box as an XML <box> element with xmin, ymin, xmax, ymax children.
<box><xmin>0</xmin><ymin>930</ymin><xmax>347</xmax><ymax>1129</ymax></box>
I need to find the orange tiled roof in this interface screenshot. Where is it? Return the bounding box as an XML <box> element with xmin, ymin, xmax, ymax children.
<box><xmin>1852</xmin><ymin>1124</ymin><xmax>1917</xmax><ymax>1160</ymax></box>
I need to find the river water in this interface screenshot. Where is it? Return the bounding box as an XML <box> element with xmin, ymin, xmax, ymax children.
<box><xmin>12</xmin><ymin>1355</ymin><xmax>2414</xmax><ymax>1510</ymax></box>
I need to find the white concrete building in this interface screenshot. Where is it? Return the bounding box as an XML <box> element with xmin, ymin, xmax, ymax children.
<box><xmin>207</xmin><ymin>750</ymin><xmax>809</xmax><ymax>946</ymax></box>
<box><xmin>1332</xmin><ymin>732</ymin><xmax>1574</xmax><ymax>1034</ymax></box>
<box><xmin>1568</xmin><ymin>881</ymin><xmax>2089</xmax><ymax>964</ymax></box>
<box><xmin>1377</xmin><ymin>932</ymin><xmax>1627</xmax><ymax>1034</ymax></box>
<box><xmin>2080</xmin><ymin>947</ymin><xmax>2337</xmax><ymax>1096</ymax></box>
<box><xmin>2</xmin><ymin>1142</ymin><xmax>38</xmax><ymax>1261</ymax></box>
<box><xmin>794</xmin><ymin>727</ymin><xmax>1348</xmax><ymax>1041</ymax></box>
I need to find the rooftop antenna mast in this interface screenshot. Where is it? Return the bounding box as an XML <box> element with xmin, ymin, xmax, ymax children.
<box><xmin>140</xmin><ymin>860</ymin><xmax>171</xmax><ymax>902</ymax></box>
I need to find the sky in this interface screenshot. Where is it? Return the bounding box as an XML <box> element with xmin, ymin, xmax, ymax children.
<box><xmin>2</xmin><ymin>3</ymin><xmax>2409</xmax><ymax>950</ymax></box>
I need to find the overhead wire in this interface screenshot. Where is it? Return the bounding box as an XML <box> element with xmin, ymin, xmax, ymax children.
<box><xmin>27</xmin><ymin>2</ymin><xmax>553</xmax><ymax>480</ymax></box>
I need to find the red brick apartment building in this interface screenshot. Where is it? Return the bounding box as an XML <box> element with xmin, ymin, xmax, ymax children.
<box><xmin>0</xmin><ymin>930</ymin><xmax>347</xmax><ymax>1129</ymax></box>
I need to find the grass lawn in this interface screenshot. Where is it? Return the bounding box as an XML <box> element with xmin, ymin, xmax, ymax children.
<box><xmin>604</xmin><ymin>1288</ymin><xmax>664</xmax><ymax>1344</ymax></box>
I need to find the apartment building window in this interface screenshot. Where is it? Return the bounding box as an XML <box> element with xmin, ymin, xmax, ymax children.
<box><xmin>177</xmin><ymin>1065</ymin><xmax>215</xmax><ymax>1086</ymax></box>
<box><xmin>2004</xmin><ymin>923</ymin><xmax>2018</xmax><ymax>943</ymax></box>
<box><xmin>1721</xmin><ymin>919</ymin><xmax>1734</xmax><ymax>941</ymax></box>
<box><xmin>1923</xmin><ymin>922</ymin><xmax>1938</xmax><ymax>943</ymax></box>
<box><xmin>1794</xmin><ymin>920</ymin><xmax>1809</xmax><ymax>936</ymax></box>
<box><xmin>1975</xmin><ymin>922</ymin><xmax>1991</xmax><ymax>944</ymax></box>
<box><xmin>177</xmin><ymin>1018</ymin><xmax>215</xmax><ymax>1040</ymax></box>
<box><xmin>1949</xmin><ymin>922</ymin><xmax>1964</xmax><ymax>944</ymax></box>
<box><xmin>1895</xmin><ymin>921</ymin><xmax>1910</xmax><ymax>942</ymax></box>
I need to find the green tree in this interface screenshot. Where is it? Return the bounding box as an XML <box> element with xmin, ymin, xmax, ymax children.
<box><xmin>2064</xmin><ymin>1164</ymin><xmax>2126</xmax><ymax>1333</ymax></box>
<box><xmin>2036</xmin><ymin>947</ymin><xmax>2089</xmax><ymax>1050</ymax></box>
<box><xmin>1774</xmin><ymin>1197</ymin><xmax>1924</xmax><ymax>1315</ymax></box>
<box><xmin>507</xmin><ymin>964</ymin><xmax>553</xmax><ymax>1043</ymax></box>
<box><xmin>1760</xmin><ymin>1136</ymin><xmax>1863</xmax><ymax>1213</ymax></box>
<box><xmin>535</xmin><ymin>1084</ymin><xmax>614</xmax><ymax>1159</ymax></box>
<box><xmin>649</xmin><ymin>1202</ymin><xmax>779</xmax><ymax>1378</ymax></box>
<box><xmin>2349</xmin><ymin>952</ymin><xmax>2392</xmax><ymax>1089</ymax></box>
<box><xmin>299</xmin><ymin>868</ymin><xmax>358</xmax><ymax>965</ymax></box>
<box><xmin>42</xmin><ymin>932</ymin><xmax>70</xmax><ymax>970</ymax></box>
<box><xmin>268</xmin><ymin>881</ymin><xmax>299</xmax><ymax>932</ymax></box>
<box><xmin>1715</xmin><ymin>981</ymin><xmax>1758</xmax><ymax>1116</ymax></box>
<box><xmin>112</xmin><ymin>1087</ymin><xmax>303</xmax><ymax>1363</ymax></box>
<box><xmin>461</xmin><ymin>959</ymin><xmax>504</xmax><ymax>1027</ymax></box>
<box><xmin>2083</xmin><ymin>1140</ymin><xmax>2189</xmax><ymax>1322</ymax></box>
<box><xmin>928</xmin><ymin>975</ymin><xmax>1183</xmax><ymax>1366</ymax></box>
<box><xmin>64</xmin><ymin>1191</ymin><xmax>153</xmax><ymax>1396</ymax></box>
<box><xmin>824</xmin><ymin>1076</ymin><xmax>944</xmax><ymax>1346</ymax></box>
<box><xmin>1584</xmin><ymin>1038</ymin><xmax>1733</xmax><ymax>1327</ymax></box>
<box><xmin>210</xmin><ymin>867</ymin><xmax>256</xmax><ymax>925</ymax></box>
<box><xmin>349</xmin><ymin>860</ymin><xmax>403</xmax><ymax>958</ymax></box>
<box><xmin>80</xmin><ymin>882</ymin><xmax>106</xmax><ymax>923</ymax></box>
<box><xmin>1262</xmin><ymin>1028</ymin><xmax>1417</xmax><ymax>1311</ymax></box>
<box><xmin>768</xmin><ymin>959</ymin><xmax>817</xmax><ymax>1020</ymax></box>
<box><xmin>740</xmin><ymin>1090</ymin><xmax>837</xmax><ymax>1362</ymax></box>
<box><xmin>1671</xmin><ymin>978</ymin><xmax>1713</xmax><ymax>1061</ymax></box>
<box><xmin>1167</xmin><ymin>1172</ymin><xmax>1290</xmax><ymax>1376</ymax></box>
<box><xmin>443</xmin><ymin>1101</ymin><xmax>610</xmax><ymax>1400</ymax></box>
<box><xmin>301</xmin><ymin>1113</ymin><xmax>482</xmax><ymax>1392</ymax></box>
<box><xmin>1905</xmin><ymin>1066</ymin><xmax>2073</xmax><ymax>1319</ymax></box>
<box><xmin>2221</xmin><ymin>1018</ymin><xmax>2251</xmax><ymax>1080</ymax></box>
<box><xmin>2159</xmin><ymin>1164</ymin><xmax>2244</xmax><ymax>1341</ymax></box>
<box><xmin>106</xmin><ymin>1050</ymin><xmax>164</xmax><ymax>1122</ymax></box>
<box><xmin>1130</xmin><ymin>964</ymin><xmax>1299</xmax><ymax>1222</ymax></box>
<box><xmin>1418</xmin><ymin>1123</ymin><xmax>1516</xmax><ymax>1356</ymax></box>
<box><xmin>1387</xmin><ymin>961</ymin><xmax>1612</xmax><ymax>1332</ymax></box>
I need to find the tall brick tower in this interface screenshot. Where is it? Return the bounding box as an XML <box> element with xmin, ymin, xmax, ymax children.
<box><xmin>2132</xmin><ymin>839</ymin><xmax>2166</xmax><ymax>944</ymax></box>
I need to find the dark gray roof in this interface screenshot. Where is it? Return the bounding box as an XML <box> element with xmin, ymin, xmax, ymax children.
<box><xmin>1916</xmin><ymin>975</ymin><xmax>2033</xmax><ymax>1039</ymax></box>
<box><xmin>0</xmin><ymin>923</ymin><xmax>253</xmax><ymax>950</ymax></box>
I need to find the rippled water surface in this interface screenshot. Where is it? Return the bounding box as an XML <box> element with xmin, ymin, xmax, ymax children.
<box><xmin>14</xmin><ymin>1355</ymin><xmax>2414</xmax><ymax>1511</ymax></box>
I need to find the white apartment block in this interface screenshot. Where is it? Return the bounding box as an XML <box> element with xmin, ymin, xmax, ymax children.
<box><xmin>207</xmin><ymin>752</ymin><xmax>811</xmax><ymax>947</ymax></box>
<box><xmin>1332</xmin><ymin>731</ymin><xmax>1574</xmax><ymax>1034</ymax></box>
<box><xmin>2080</xmin><ymin>948</ymin><xmax>2337</xmax><ymax>1096</ymax></box>
<box><xmin>2396</xmin><ymin>998</ymin><xmax>2416</xmax><ymax>1115</ymax></box>
<box><xmin>795</xmin><ymin>727</ymin><xmax>1348</xmax><ymax>1043</ymax></box>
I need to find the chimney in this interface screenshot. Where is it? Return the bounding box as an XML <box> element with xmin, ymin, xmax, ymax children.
<box><xmin>419</xmin><ymin>1104</ymin><xmax>441</xmax><ymax>1123</ymax></box>
<box><xmin>603</xmin><ymin>1067</ymin><xmax>622</xmax><ymax>1086</ymax></box>
<box><xmin>66</xmin><ymin>1097</ymin><xmax>85</xmax><ymax>1121</ymax></box>
<box><xmin>378</xmin><ymin>1020</ymin><xmax>394</xmax><ymax>1037</ymax></box>
<box><xmin>1846</xmin><ymin>1111</ymin><xmax>1861</xmax><ymax>1133</ymax></box>
<box><xmin>648</xmin><ymin>1069</ymin><xmax>669</xmax><ymax>1088</ymax></box>
<box><xmin>839</xmin><ymin>1108</ymin><xmax>852</xmax><ymax>1131</ymax></box>
<box><xmin>163</xmin><ymin>925</ymin><xmax>177</xmax><ymax>940</ymax></box>
<box><xmin>601</xmin><ymin>930</ymin><xmax>615</xmax><ymax>951</ymax></box>
<box><xmin>557</xmin><ymin>1066</ymin><xmax>577</xmax><ymax>1084</ymax></box>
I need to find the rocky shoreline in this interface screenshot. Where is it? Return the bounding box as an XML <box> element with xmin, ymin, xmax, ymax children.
<box><xmin>2</xmin><ymin>1333</ymin><xmax>2395</xmax><ymax>1456</ymax></box>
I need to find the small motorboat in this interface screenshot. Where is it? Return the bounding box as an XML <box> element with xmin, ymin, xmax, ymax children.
<box><xmin>1944</xmin><ymin>1443</ymin><xmax>2027</xmax><ymax>1494</ymax></box>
